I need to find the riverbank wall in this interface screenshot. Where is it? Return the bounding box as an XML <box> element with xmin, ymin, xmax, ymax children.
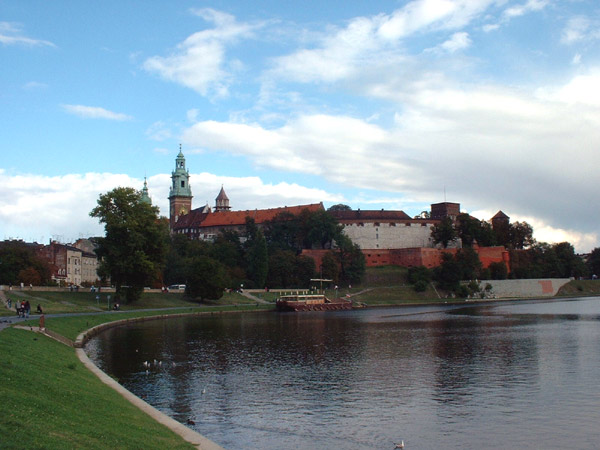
<box><xmin>479</xmin><ymin>278</ymin><xmax>572</xmax><ymax>298</ymax></box>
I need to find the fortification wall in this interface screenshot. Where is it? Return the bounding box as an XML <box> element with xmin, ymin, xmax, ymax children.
<box><xmin>341</xmin><ymin>222</ymin><xmax>435</xmax><ymax>249</ymax></box>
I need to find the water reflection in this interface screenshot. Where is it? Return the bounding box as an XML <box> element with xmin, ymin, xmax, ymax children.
<box><xmin>86</xmin><ymin>298</ymin><xmax>600</xmax><ymax>449</ymax></box>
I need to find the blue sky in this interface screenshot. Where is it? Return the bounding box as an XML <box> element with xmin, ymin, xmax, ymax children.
<box><xmin>1</xmin><ymin>0</ymin><xmax>599</xmax><ymax>251</ymax></box>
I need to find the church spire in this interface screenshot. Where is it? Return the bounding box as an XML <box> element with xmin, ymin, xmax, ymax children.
<box><xmin>215</xmin><ymin>185</ymin><xmax>231</xmax><ymax>212</ymax></box>
<box><xmin>169</xmin><ymin>146</ymin><xmax>193</xmax><ymax>229</ymax></box>
<box><xmin>140</xmin><ymin>177</ymin><xmax>152</xmax><ymax>205</ymax></box>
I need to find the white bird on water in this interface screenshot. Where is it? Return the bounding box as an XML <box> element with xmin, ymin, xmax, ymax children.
<box><xmin>201</xmin><ymin>388</ymin><xmax>206</xmax><ymax>395</ymax></box>
<box><xmin>394</xmin><ymin>440</ymin><xmax>404</xmax><ymax>449</ymax></box>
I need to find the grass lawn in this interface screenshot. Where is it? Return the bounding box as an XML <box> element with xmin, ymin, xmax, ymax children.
<box><xmin>1</xmin><ymin>289</ymin><xmax>256</xmax><ymax>317</ymax></box>
<box><xmin>0</xmin><ymin>328</ymin><xmax>196</xmax><ymax>450</ymax></box>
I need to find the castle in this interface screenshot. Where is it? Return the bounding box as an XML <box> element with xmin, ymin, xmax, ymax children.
<box><xmin>166</xmin><ymin>150</ymin><xmax>509</xmax><ymax>270</ymax></box>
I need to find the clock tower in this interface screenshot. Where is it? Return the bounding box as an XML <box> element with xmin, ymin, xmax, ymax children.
<box><xmin>169</xmin><ymin>146</ymin><xmax>193</xmax><ymax>229</ymax></box>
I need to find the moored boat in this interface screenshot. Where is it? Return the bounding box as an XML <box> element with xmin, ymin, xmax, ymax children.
<box><xmin>275</xmin><ymin>294</ymin><xmax>353</xmax><ymax>311</ymax></box>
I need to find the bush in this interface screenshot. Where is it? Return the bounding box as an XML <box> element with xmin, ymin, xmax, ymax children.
<box><xmin>414</xmin><ymin>280</ymin><xmax>428</xmax><ymax>292</ymax></box>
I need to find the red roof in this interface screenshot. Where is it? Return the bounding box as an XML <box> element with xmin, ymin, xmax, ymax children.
<box><xmin>329</xmin><ymin>209</ymin><xmax>412</xmax><ymax>221</ymax></box>
<box><xmin>173</xmin><ymin>203</ymin><xmax>324</xmax><ymax>230</ymax></box>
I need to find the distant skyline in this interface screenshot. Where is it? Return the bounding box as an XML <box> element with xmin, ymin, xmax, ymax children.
<box><xmin>1</xmin><ymin>1</ymin><xmax>599</xmax><ymax>252</ymax></box>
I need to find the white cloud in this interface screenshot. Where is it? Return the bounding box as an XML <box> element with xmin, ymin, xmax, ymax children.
<box><xmin>503</xmin><ymin>0</ymin><xmax>548</xmax><ymax>20</ymax></box>
<box><xmin>561</xmin><ymin>16</ymin><xmax>589</xmax><ymax>44</ymax></box>
<box><xmin>439</xmin><ymin>31</ymin><xmax>472</xmax><ymax>53</ymax></box>
<box><xmin>143</xmin><ymin>8</ymin><xmax>260</xmax><ymax>96</ymax></box>
<box><xmin>181</xmin><ymin>67</ymin><xmax>600</xmax><ymax>252</ymax></box>
<box><xmin>0</xmin><ymin>169</ymin><xmax>340</xmax><ymax>245</ymax></box>
<box><xmin>61</xmin><ymin>104</ymin><xmax>133</xmax><ymax>121</ymax></box>
<box><xmin>0</xmin><ymin>22</ymin><xmax>55</xmax><ymax>47</ymax></box>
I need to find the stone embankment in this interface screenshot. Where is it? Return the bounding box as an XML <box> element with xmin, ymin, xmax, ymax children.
<box><xmin>478</xmin><ymin>278</ymin><xmax>572</xmax><ymax>298</ymax></box>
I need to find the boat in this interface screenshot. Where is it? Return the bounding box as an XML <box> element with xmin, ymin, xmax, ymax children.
<box><xmin>275</xmin><ymin>279</ymin><xmax>353</xmax><ymax>312</ymax></box>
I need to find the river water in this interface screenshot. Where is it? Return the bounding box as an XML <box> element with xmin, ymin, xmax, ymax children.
<box><xmin>86</xmin><ymin>297</ymin><xmax>600</xmax><ymax>449</ymax></box>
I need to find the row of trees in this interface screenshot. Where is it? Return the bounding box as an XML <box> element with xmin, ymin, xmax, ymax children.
<box><xmin>407</xmin><ymin>241</ymin><xmax>591</xmax><ymax>297</ymax></box>
<box><xmin>91</xmin><ymin>188</ymin><xmax>366</xmax><ymax>303</ymax></box>
<box><xmin>431</xmin><ymin>214</ymin><xmax>534</xmax><ymax>250</ymax></box>
<box><xmin>0</xmin><ymin>240</ymin><xmax>53</xmax><ymax>286</ymax></box>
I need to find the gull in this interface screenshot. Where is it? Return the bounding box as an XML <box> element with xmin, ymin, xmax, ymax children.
<box><xmin>394</xmin><ymin>441</ymin><xmax>404</xmax><ymax>449</ymax></box>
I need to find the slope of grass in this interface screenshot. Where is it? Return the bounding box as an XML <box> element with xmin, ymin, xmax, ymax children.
<box><xmin>0</xmin><ymin>328</ymin><xmax>196</xmax><ymax>450</ymax></box>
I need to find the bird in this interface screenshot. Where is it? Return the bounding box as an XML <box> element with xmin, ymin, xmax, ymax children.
<box><xmin>201</xmin><ymin>388</ymin><xmax>206</xmax><ymax>395</ymax></box>
<box><xmin>143</xmin><ymin>361</ymin><xmax>148</xmax><ymax>368</ymax></box>
<box><xmin>394</xmin><ymin>441</ymin><xmax>404</xmax><ymax>449</ymax></box>
<box><xmin>186</xmin><ymin>419</ymin><xmax>195</xmax><ymax>425</ymax></box>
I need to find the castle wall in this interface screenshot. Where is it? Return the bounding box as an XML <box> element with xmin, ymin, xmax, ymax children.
<box><xmin>340</xmin><ymin>221</ymin><xmax>436</xmax><ymax>249</ymax></box>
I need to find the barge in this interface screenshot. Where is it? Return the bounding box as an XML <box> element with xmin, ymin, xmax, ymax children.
<box><xmin>275</xmin><ymin>294</ymin><xmax>353</xmax><ymax>311</ymax></box>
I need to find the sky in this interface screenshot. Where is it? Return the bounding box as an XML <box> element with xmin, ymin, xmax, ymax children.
<box><xmin>1</xmin><ymin>0</ymin><xmax>599</xmax><ymax>252</ymax></box>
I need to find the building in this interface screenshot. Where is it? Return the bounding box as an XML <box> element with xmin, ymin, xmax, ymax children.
<box><xmin>38</xmin><ymin>240</ymin><xmax>99</xmax><ymax>286</ymax></box>
<box><xmin>167</xmin><ymin>149</ymin><xmax>509</xmax><ymax>270</ymax></box>
<box><xmin>169</xmin><ymin>150</ymin><xmax>323</xmax><ymax>240</ymax></box>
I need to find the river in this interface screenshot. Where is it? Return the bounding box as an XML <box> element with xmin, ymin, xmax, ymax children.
<box><xmin>86</xmin><ymin>297</ymin><xmax>600</xmax><ymax>449</ymax></box>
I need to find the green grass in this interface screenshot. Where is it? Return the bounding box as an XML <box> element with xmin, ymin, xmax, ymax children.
<box><xmin>557</xmin><ymin>279</ymin><xmax>600</xmax><ymax>296</ymax></box>
<box><xmin>1</xmin><ymin>289</ymin><xmax>255</xmax><ymax>317</ymax></box>
<box><xmin>0</xmin><ymin>328</ymin><xmax>196</xmax><ymax>450</ymax></box>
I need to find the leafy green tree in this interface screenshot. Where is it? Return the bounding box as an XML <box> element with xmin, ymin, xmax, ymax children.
<box><xmin>554</xmin><ymin>242</ymin><xmax>587</xmax><ymax>278</ymax></box>
<box><xmin>294</xmin><ymin>254</ymin><xmax>316</xmax><ymax>287</ymax></box>
<box><xmin>186</xmin><ymin>255</ymin><xmax>229</xmax><ymax>301</ymax></box>
<box><xmin>0</xmin><ymin>241</ymin><xmax>52</xmax><ymax>286</ymax></box>
<box><xmin>510</xmin><ymin>221</ymin><xmax>535</xmax><ymax>249</ymax></box>
<box><xmin>407</xmin><ymin>266</ymin><xmax>432</xmax><ymax>285</ymax></box>
<box><xmin>488</xmin><ymin>261</ymin><xmax>508</xmax><ymax>280</ymax></box>
<box><xmin>431</xmin><ymin>217</ymin><xmax>457</xmax><ymax>248</ymax></box>
<box><xmin>244</xmin><ymin>218</ymin><xmax>268</xmax><ymax>288</ymax></box>
<box><xmin>588</xmin><ymin>248</ymin><xmax>600</xmax><ymax>278</ymax></box>
<box><xmin>434</xmin><ymin>253</ymin><xmax>462</xmax><ymax>291</ymax></box>
<box><xmin>263</xmin><ymin>212</ymin><xmax>302</xmax><ymax>253</ymax></box>
<box><xmin>320</xmin><ymin>251</ymin><xmax>340</xmax><ymax>282</ymax></box>
<box><xmin>456</xmin><ymin>214</ymin><xmax>481</xmax><ymax>247</ymax></box>
<box><xmin>267</xmin><ymin>249</ymin><xmax>297</xmax><ymax>288</ymax></box>
<box><xmin>299</xmin><ymin>209</ymin><xmax>344</xmax><ymax>249</ymax></box>
<box><xmin>90</xmin><ymin>187</ymin><xmax>169</xmax><ymax>303</ymax></box>
<box><xmin>455</xmin><ymin>247</ymin><xmax>482</xmax><ymax>280</ymax></box>
<box><xmin>327</xmin><ymin>204</ymin><xmax>352</xmax><ymax>211</ymax></box>
<box><xmin>336</xmin><ymin>234</ymin><xmax>366</xmax><ymax>285</ymax></box>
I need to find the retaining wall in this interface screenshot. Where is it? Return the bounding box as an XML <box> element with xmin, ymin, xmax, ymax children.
<box><xmin>479</xmin><ymin>278</ymin><xmax>572</xmax><ymax>298</ymax></box>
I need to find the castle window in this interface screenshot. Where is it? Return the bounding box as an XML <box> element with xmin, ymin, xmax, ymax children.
<box><xmin>376</xmin><ymin>233</ymin><xmax>379</xmax><ymax>239</ymax></box>
<box><xmin>181</xmin><ymin>181</ymin><xmax>185</xmax><ymax>188</ymax></box>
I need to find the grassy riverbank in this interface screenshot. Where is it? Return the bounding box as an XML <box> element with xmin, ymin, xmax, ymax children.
<box><xmin>0</xmin><ymin>327</ymin><xmax>196</xmax><ymax>449</ymax></box>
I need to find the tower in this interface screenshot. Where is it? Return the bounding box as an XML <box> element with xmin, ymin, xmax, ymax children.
<box><xmin>140</xmin><ymin>177</ymin><xmax>152</xmax><ymax>205</ymax></box>
<box><xmin>214</xmin><ymin>185</ymin><xmax>231</xmax><ymax>212</ymax></box>
<box><xmin>169</xmin><ymin>146</ymin><xmax>193</xmax><ymax>228</ymax></box>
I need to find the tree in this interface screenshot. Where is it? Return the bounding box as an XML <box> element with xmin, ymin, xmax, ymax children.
<box><xmin>327</xmin><ymin>204</ymin><xmax>352</xmax><ymax>211</ymax></box>
<box><xmin>263</xmin><ymin>212</ymin><xmax>302</xmax><ymax>253</ymax></box>
<box><xmin>455</xmin><ymin>247</ymin><xmax>482</xmax><ymax>280</ymax></box>
<box><xmin>90</xmin><ymin>187</ymin><xmax>169</xmax><ymax>303</ymax></box>
<box><xmin>299</xmin><ymin>209</ymin><xmax>343</xmax><ymax>249</ymax></box>
<box><xmin>456</xmin><ymin>214</ymin><xmax>481</xmax><ymax>247</ymax></box>
<box><xmin>588</xmin><ymin>248</ymin><xmax>600</xmax><ymax>278</ymax></box>
<box><xmin>320</xmin><ymin>251</ymin><xmax>340</xmax><ymax>282</ymax></box>
<box><xmin>336</xmin><ymin>234</ymin><xmax>366</xmax><ymax>285</ymax></box>
<box><xmin>510</xmin><ymin>222</ymin><xmax>535</xmax><ymax>249</ymax></box>
<box><xmin>186</xmin><ymin>255</ymin><xmax>229</xmax><ymax>301</ymax></box>
<box><xmin>488</xmin><ymin>261</ymin><xmax>508</xmax><ymax>280</ymax></box>
<box><xmin>431</xmin><ymin>217</ymin><xmax>457</xmax><ymax>248</ymax></box>
<box><xmin>244</xmin><ymin>218</ymin><xmax>268</xmax><ymax>288</ymax></box>
<box><xmin>0</xmin><ymin>240</ymin><xmax>52</xmax><ymax>286</ymax></box>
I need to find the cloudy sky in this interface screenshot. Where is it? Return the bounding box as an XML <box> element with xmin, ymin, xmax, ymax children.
<box><xmin>1</xmin><ymin>0</ymin><xmax>599</xmax><ymax>252</ymax></box>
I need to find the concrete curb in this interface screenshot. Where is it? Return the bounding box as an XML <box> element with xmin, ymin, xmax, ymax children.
<box><xmin>76</xmin><ymin>348</ymin><xmax>224</xmax><ymax>450</ymax></box>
